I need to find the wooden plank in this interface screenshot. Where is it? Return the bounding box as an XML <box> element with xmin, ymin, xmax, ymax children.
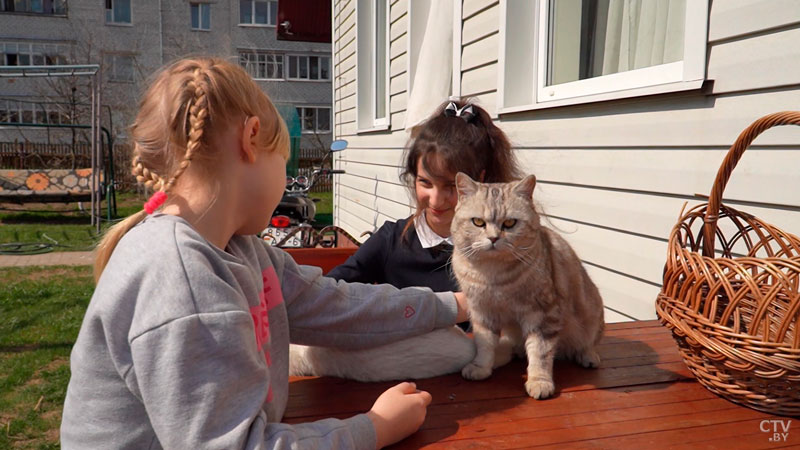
<box><xmin>461</xmin><ymin>33</ymin><xmax>498</xmax><ymax>72</ymax></box>
<box><xmin>709</xmin><ymin>27</ymin><xmax>800</xmax><ymax>94</ymax></box>
<box><xmin>708</xmin><ymin>0</ymin><xmax>800</xmax><ymax>42</ymax></box>
<box><xmin>462</xmin><ymin>2</ymin><xmax>499</xmax><ymax>45</ymax></box>
<box><xmin>463</xmin><ymin>0</ymin><xmax>497</xmax><ymax>20</ymax></box>
<box><xmin>461</xmin><ymin>63</ymin><xmax>497</xmax><ymax>99</ymax></box>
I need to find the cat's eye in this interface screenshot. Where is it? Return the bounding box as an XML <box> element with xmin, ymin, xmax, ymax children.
<box><xmin>502</xmin><ymin>219</ymin><xmax>517</xmax><ymax>229</ymax></box>
<box><xmin>472</xmin><ymin>218</ymin><xmax>486</xmax><ymax>228</ymax></box>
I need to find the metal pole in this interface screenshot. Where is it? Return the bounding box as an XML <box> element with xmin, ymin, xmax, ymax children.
<box><xmin>96</xmin><ymin>69</ymin><xmax>103</xmax><ymax>233</ymax></box>
<box><xmin>90</xmin><ymin>73</ymin><xmax>96</xmax><ymax>228</ymax></box>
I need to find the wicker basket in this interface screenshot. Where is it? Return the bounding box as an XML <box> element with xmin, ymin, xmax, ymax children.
<box><xmin>656</xmin><ymin>111</ymin><xmax>800</xmax><ymax>416</ymax></box>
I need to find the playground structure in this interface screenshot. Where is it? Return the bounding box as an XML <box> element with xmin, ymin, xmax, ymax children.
<box><xmin>0</xmin><ymin>64</ymin><xmax>114</xmax><ymax>232</ymax></box>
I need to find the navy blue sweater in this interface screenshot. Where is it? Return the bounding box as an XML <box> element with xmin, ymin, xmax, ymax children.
<box><xmin>327</xmin><ymin>218</ymin><xmax>459</xmax><ymax>293</ymax></box>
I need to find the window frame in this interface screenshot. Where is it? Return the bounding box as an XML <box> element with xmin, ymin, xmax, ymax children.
<box><xmin>296</xmin><ymin>106</ymin><xmax>332</xmax><ymax>134</ymax></box>
<box><xmin>497</xmin><ymin>0</ymin><xmax>708</xmax><ymax>114</ymax></box>
<box><xmin>355</xmin><ymin>0</ymin><xmax>390</xmax><ymax>133</ymax></box>
<box><xmin>0</xmin><ymin>0</ymin><xmax>67</xmax><ymax>16</ymax></box>
<box><xmin>1</xmin><ymin>41</ymin><xmax>68</xmax><ymax>66</ymax></box>
<box><xmin>105</xmin><ymin>53</ymin><xmax>136</xmax><ymax>83</ymax></box>
<box><xmin>105</xmin><ymin>0</ymin><xmax>131</xmax><ymax>25</ymax></box>
<box><xmin>286</xmin><ymin>54</ymin><xmax>331</xmax><ymax>81</ymax></box>
<box><xmin>190</xmin><ymin>2</ymin><xmax>211</xmax><ymax>31</ymax></box>
<box><xmin>239</xmin><ymin>0</ymin><xmax>278</xmax><ymax>27</ymax></box>
<box><xmin>239</xmin><ymin>51</ymin><xmax>285</xmax><ymax>80</ymax></box>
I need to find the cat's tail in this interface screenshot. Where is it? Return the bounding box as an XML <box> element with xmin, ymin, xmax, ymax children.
<box><xmin>290</xmin><ymin>327</ymin><xmax>478</xmax><ymax>382</ymax></box>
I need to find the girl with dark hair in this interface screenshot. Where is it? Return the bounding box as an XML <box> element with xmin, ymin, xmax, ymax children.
<box><xmin>327</xmin><ymin>99</ymin><xmax>521</xmax><ymax>311</ymax></box>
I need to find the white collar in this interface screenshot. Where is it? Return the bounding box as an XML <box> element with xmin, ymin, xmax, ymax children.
<box><xmin>414</xmin><ymin>211</ymin><xmax>453</xmax><ymax>248</ymax></box>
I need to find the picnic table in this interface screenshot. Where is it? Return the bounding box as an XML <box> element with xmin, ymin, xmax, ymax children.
<box><xmin>285</xmin><ymin>320</ymin><xmax>800</xmax><ymax>449</ymax></box>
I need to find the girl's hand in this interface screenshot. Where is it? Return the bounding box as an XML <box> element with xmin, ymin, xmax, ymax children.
<box><xmin>453</xmin><ymin>292</ymin><xmax>469</xmax><ymax>323</ymax></box>
<box><xmin>366</xmin><ymin>382</ymin><xmax>432</xmax><ymax>449</ymax></box>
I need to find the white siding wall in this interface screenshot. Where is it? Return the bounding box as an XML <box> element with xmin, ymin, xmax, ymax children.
<box><xmin>332</xmin><ymin>0</ymin><xmax>800</xmax><ymax>323</ymax></box>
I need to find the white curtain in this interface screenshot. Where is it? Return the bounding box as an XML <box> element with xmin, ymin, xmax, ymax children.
<box><xmin>404</xmin><ymin>0</ymin><xmax>454</xmax><ymax>132</ymax></box>
<box><xmin>602</xmin><ymin>0</ymin><xmax>685</xmax><ymax>75</ymax></box>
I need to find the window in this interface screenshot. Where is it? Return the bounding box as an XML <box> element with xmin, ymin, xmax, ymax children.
<box><xmin>1</xmin><ymin>42</ymin><xmax>68</xmax><ymax>66</ymax></box>
<box><xmin>499</xmin><ymin>0</ymin><xmax>708</xmax><ymax>111</ymax></box>
<box><xmin>240</xmin><ymin>0</ymin><xmax>277</xmax><ymax>26</ymax></box>
<box><xmin>1</xmin><ymin>0</ymin><xmax>67</xmax><ymax>15</ymax></box>
<box><xmin>105</xmin><ymin>53</ymin><xmax>135</xmax><ymax>82</ymax></box>
<box><xmin>105</xmin><ymin>0</ymin><xmax>130</xmax><ymax>24</ymax></box>
<box><xmin>356</xmin><ymin>0</ymin><xmax>389</xmax><ymax>131</ymax></box>
<box><xmin>190</xmin><ymin>3</ymin><xmax>210</xmax><ymax>30</ymax></box>
<box><xmin>239</xmin><ymin>51</ymin><xmax>284</xmax><ymax>79</ymax></box>
<box><xmin>287</xmin><ymin>55</ymin><xmax>330</xmax><ymax>81</ymax></box>
<box><xmin>296</xmin><ymin>107</ymin><xmax>331</xmax><ymax>133</ymax></box>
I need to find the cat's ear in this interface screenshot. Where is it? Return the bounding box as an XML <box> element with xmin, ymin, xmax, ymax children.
<box><xmin>512</xmin><ymin>174</ymin><xmax>537</xmax><ymax>201</ymax></box>
<box><xmin>455</xmin><ymin>172</ymin><xmax>479</xmax><ymax>198</ymax></box>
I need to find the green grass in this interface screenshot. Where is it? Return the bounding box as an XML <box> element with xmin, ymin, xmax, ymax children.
<box><xmin>312</xmin><ymin>191</ymin><xmax>333</xmax><ymax>215</ymax></box>
<box><xmin>0</xmin><ymin>193</ymin><xmax>143</xmax><ymax>253</ymax></box>
<box><xmin>0</xmin><ymin>265</ymin><xmax>93</xmax><ymax>449</ymax></box>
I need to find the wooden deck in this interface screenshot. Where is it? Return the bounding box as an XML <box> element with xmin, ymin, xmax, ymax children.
<box><xmin>285</xmin><ymin>320</ymin><xmax>800</xmax><ymax>449</ymax></box>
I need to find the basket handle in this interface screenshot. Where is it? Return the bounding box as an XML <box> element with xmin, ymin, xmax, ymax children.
<box><xmin>702</xmin><ymin>111</ymin><xmax>800</xmax><ymax>257</ymax></box>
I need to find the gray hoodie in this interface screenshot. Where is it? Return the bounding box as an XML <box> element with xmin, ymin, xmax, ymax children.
<box><xmin>61</xmin><ymin>214</ymin><xmax>458</xmax><ymax>449</ymax></box>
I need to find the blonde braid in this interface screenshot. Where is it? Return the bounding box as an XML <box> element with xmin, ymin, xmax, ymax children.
<box><xmin>162</xmin><ymin>68</ymin><xmax>209</xmax><ymax>194</ymax></box>
<box><xmin>132</xmin><ymin>156</ymin><xmax>165</xmax><ymax>190</ymax></box>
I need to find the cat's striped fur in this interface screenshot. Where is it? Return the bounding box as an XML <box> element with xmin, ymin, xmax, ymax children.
<box><xmin>451</xmin><ymin>173</ymin><xmax>604</xmax><ymax>399</ymax></box>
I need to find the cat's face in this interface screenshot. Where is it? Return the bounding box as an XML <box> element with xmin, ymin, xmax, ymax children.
<box><xmin>451</xmin><ymin>173</ymin><xmax>540</xmax><ymax>260</ymax></box>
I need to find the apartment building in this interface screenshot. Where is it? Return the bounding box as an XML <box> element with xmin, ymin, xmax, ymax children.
<box><xmin>0</xmin><ymin>0</ymin><xmax>332</xmax><ymax>149</ymax></box>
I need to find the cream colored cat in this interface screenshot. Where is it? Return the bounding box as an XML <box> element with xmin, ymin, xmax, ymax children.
<box><xmin>451</xmin><ymin>173</ymin><xmax>604</xmax><ymax>399</ymax></box>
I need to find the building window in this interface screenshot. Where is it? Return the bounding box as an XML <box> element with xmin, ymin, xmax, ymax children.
<box><xmin>105</xmin><ymin>53</ymin><xmax>135</xmax><ymax>82</ymax></box>
<box><xmin>1</xmin><ymin>42</ymin><xmax>68</xmax><ymax>66</ymax></box>
<box><xmin>239</xmin><ymin>0</ymin><xmax>277</xmax><ymax>26</ymax></box>
<box><xmin>0</xmin><ymin>0</ymin><xmax>67</xmax><ymax>15</ymax></box>
<box><xmin>190</xmin><ymin>3</ymin><xmax>210</xmax><ymax>30</ymax></box>
<box><xmin>0</xmin><ymin>99</ymin><xmax>70</xmax><ymax>125</ymax></box>
<box><xmin>356</xmin><ymin>0</ymin><xmax>389</xmax><ymax>130</ymax></box>
<box><xmin>500</xmin><ymin>0</ymin><xmax>707</xmax><ymax>111</ymax></box>
<box><xmin>239</xmin><ymin>51</ymin><xmax>283</xmax><ymax>79</ymax></box>
<box><xmin>296</xmin><ymin>107</ymin><xmax>331</xmax><ymax>133</ymax></box>
<box><xmin>105</xmin><ymin>0</ymin><xmax>130</xmax><ymax>24</ymax></box>
<box><xmin>287</xmin><ymin>55</ymin><xmax>330</xmax><ymax>81</ymax></box>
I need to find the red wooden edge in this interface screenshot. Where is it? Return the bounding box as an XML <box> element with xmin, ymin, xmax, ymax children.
<box><xmin>285</xmin><ymin>247</ymin><xmax>357</xmax><ymax>275</ymax></box>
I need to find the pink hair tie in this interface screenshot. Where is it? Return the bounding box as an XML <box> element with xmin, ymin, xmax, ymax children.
<box><xmin>144</xmin><ymin>191</ymin><xmax>167</xmax><ymax>214</ymax></box>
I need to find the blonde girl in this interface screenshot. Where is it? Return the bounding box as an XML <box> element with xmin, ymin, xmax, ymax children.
<box><xmin>61</xmin><ymin>57</ymin><xmax>467</xmax><ymax>450</ymax></box>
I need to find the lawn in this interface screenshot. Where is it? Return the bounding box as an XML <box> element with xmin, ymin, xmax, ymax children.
<box><xmin>0</xmin><ymin>192</ymin><xmax>143</xmax><ymax>253</ymax></box>
<box><xmin>0</xmin><ymin>265</ymin><xmax>93</xmax><ymax>450</ymax></box>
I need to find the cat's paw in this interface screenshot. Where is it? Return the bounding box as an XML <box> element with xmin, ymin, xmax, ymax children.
<box><xmin>576</xmin><ymin>350</ymin><xmax>600</xmax><ymax>369</ymax></box>
<box><xmin>525</xmin><ymin>378</ymin><xmax>555</xmax><ymax>399</ymax></box>
<box><xmin>461</xmin><ymin>362</ymin><xmax>493</xmax><ymax>381</ymax></box>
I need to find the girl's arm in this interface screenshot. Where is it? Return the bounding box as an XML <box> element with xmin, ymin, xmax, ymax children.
<box><xmin>272</xmin><ymin>247</ymin><xmax>460</xmax><ymax>349</ymax></box>
<box><xmin>128</xmin><ymin>310</ymin><xmax>377</xmax><ymax>449</ymax></box>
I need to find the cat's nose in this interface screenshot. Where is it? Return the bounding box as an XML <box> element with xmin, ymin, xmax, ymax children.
<box><xmin>488</xmin><ymin>237</ymin><xmax>499</xmax><ymax>244</ymax></box>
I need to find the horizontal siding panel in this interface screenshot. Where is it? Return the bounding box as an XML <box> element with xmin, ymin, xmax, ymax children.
<box><xmin>337</xmin><ymin>159</ymin><xmax>404</xmax><ymax>181</ymax></box>
<box><xmin>586</xmin><ymin>266</ymin><xmax>659</xmax><ymax>321</ymax></box>
<box><xmin>390</xmin><ymin>72</ymin><xmax>408</xmax><ymax>95</ymax></box>
<box><xmin>390</xmin><ymin>14</ymin><xmax>408</xmax><ymax>42</ymax></box>
<box><xmin>390</xmin><ymin>0</ymin><xmax>408</xmax><ymax>23</ymax></box>
<box><xmin>461</xmin><ymin>33</ymin><xmax>498</xmax><ymax>72</ymax></box>
<box><xmin>390</xmin><ymin>52</ymin><xmax>408</xmax><ymax>77</ymax></box>
<box><xmin>604</xmin><ymin>309</ymin><xmax>635</xmax><ymax>323</ymax></box>
<box><xmin>499</xmin><ymin>89</ymin><xmax>800</xmax><ymax>147</ymax></box>
<box><xmin>339</xmin><ymin>147</ymin><xmax>404</xmax><ymax>166</ymax></box>
<box><xmin>337</xmin><ymin>208</ymin><xmax>376</xmax><ymax>240</ymax></box>
<box><xmin>547</xmin><ymin>217</ymin><xmax>667</xmax><ymax>286</ymax></box>
<box><xmin>535</xmin><ymin>182</ymin><xmax>800</xmax><ymax>242</ymax></box>
<box><xmin>390</xmin><ymin>92</ymin><xmax>407</xmax><ymax>113</ymax></box>
<box><xmin>517</xmin><ymin>148</ymin><xmax>800</xmax><ymax>208</ymax></box>
<box><xmin>467</xmin><ymin>91</ymin><xmax>497</xmax><ymax>114</ymax></box>
<box><xmin>389</xmin><ymin>38</ymin><xmax>406</xmax><ymax>60</ymax></box>
<box><xmin>461</xmin><ymin>63</ymin><xmax>497</xmax><ymax>98</ymax></box>
<box><xmin>390</xmin><ymin>110</ymin><xmax>406</xmax><ymax>130</ymax></box>
<box><xmin>709</xmin><ymin>0</ymin><xmax>800</xmax><ymax>42</ymax></box>
<box><xmin>339</xmin><ymin>176</ymin><xmax>411</xmax><ymax>205</ymax></box>
<box><xmin>462</xmin><ymin>2</ymin><xmax>499</xmax><ymax>45</ymax></box>
<box><xmin>709</xmin><ymin>27</ymin><xmax>800</xmax><ymax>94</ymax></box>
<box><xmin>463</xmin><ymin>0</ymin><xmax>496</xmax><ymax>20</ymax></box>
